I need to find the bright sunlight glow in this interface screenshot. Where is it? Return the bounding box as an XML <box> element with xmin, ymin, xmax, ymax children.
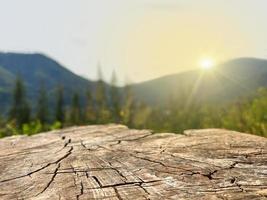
<box><xmin>199</xmin><ymin>58</ymin><xmax>215</xmax><ymax>70</ymax></box>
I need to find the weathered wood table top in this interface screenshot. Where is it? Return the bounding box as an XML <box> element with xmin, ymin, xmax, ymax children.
<box><xmin>0</xmin><ymin>125</ymin><xmax>266</xmax><ymax>200</ymax></box>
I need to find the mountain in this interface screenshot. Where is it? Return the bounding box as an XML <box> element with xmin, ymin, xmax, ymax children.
<box><xmin>131</xmin><ymin>57</ymin><xmax>267</xmax><ymax>105</ymax></box>
<box><xmin>1</xmin><ymin>52</ymin><xmax>267</xmax><ymax>115</ymax></box>
<box><xmin>0</xmin><ymin>52</ymin><xmax>95</xmax><ymax>113</ymax></box>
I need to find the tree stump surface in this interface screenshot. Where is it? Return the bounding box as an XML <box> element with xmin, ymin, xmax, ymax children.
<box><xmin>0</xmin><ymin>125</ymin><xmax>267</xmax><ymax>200</ymax></box>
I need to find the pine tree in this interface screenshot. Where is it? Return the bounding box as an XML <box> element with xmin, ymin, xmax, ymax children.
<box><xmin>95</xmin><ymin>65</ymin><xmax>110</xmax><ymax>123</ymax></box>
<box><xmin>85</xmin><ymin>89</ymin><xmax>96</xmax><ymax>124</ymax></box>
<box><xmin>9</xmin><ymin>76</ymin><xmax>31</xmax><ymax>128</ymax></box>
<box><xmin>121</xmin><ymin>84</ymin><xmax>135</xmax><ymax>127</ymax></box>
<box><xmin>110</xmin><ymin>71</ymin><xmax>121</xmax><ymax>123</ymax></box>
<box><xmin>55</xmin><ymin>85</ymin><xmax>65</xmax><ymax>124</ymax></box>
<box><xmin>36</xmin><ymin>82</ymin><xmax>49</xmax><ymax>124</ymax></box>
<box><xmin>95</xmin><ymin>66</ymin><xmax>106</xmax><ymax>110</ymax></box>
<box><xmin>70</xmin><ymin>93</ymin><xmax>81</xmax><ymax>125</ymax></box>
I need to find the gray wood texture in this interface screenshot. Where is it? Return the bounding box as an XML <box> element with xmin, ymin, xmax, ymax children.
<box><xmin>0</xmin><ymin>125</ymin><xmax>266</xmax><ymax>199</ymax></box>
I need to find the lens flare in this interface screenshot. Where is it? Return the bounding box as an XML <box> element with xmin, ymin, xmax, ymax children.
<box><xmin>200</xmin><ymin>58</ymin><xmax>215</xmax><ymax>70</ymax></box>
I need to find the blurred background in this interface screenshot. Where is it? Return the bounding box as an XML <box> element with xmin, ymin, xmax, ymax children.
<box><xmin>1</xmin><ymin>0</ymin><xmax>267</xmax><ymax>137</ymax></box>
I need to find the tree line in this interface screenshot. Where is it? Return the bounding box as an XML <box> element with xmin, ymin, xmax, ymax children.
<box><xmin>1</xmin><ymin>71</ymin><xmax>267</xmax><ymax>137</ymax></box>
<box><xmin>0</xmin><ymin>70</ymin><xmax>137</xmax><ymax>137</ymax></box>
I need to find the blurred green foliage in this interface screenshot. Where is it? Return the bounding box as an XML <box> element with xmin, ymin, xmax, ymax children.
<box><xmin>1</xmin><ymin>74</ymin><xmax>267</xmax><ymax>138</ymax></box>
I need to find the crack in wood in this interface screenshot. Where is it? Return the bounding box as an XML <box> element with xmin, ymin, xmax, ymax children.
<box><xmin>91</xmin><ymin>175</ymin><xmax>102</xmax><ymax>187</ymax></box>
<box><xmin>86</xmin><ymin>180</ymin><xmax>162</xmax><ymax>190</ymax></box>
<box><xmin>113</xmin><ymin>187</ymin><xmax>123</xmax><ymax>200</ymax></box>
<box><xmin>111</xmin><ymin>133</ymin><xmax>153</xmax><ymax>144</ymax></box>
<box><xmin>0</xmin><ymin>146</ymin><xmax>73</xmax><ymax>183</ymax></box>
<box><xmin>35</xmin><ymin>163</ymin><xmax>61</xmax><ymax>196</ymax></box>
<box><xmin>76</xmin><ymin>181</ymin><xmax>84</xmax><ymax>200</ymax></box>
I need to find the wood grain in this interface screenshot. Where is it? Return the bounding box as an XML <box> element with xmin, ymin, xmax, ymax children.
<box><xmin>0</xmin><ymin>125</ymin><xmax>266</xmax><ymax>199</ymax></box>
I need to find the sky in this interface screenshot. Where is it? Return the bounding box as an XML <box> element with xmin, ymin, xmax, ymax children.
<box><xmin>1</xmin><ymin>0</ymin><xmax>267</xmax><ymax>83</ymax></box>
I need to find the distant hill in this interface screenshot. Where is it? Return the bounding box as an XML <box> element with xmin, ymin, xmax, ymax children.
<box><xmin>131</xmin><ymin>58</ymin><xmax>267</xmax><ymax>105</ymax></box>
<box><xmin>0</xmin><ymin>52</ymin><xmax>94</xmax><ymax>113</ymax></box>
<box><xmin>1</xmin><ymin>53</ymin><xmax>267</xmax><ymax>115</ymax></box>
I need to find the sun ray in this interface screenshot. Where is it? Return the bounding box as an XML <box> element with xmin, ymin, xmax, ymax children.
<box><xmin>185</xmin><ymin>71</ymin><xmax>205</xmax><ymax>110</ymax></box>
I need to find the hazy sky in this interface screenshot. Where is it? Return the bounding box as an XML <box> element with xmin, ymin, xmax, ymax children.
<box><xmin>1</xmin><ymin>0</ymin><xmax>267</xmax><ymax>83</ymax></box>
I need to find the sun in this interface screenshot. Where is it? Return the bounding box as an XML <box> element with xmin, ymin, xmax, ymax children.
<box><xmin>199</xmin><ymin>58</ymin><xmax>215</xmax><ymax>70</ymax></box>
